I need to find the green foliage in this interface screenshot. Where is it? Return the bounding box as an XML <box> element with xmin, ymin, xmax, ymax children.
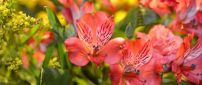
<box><xmin>125</xmin><ymin>23</ymin><xmax>134</xmax><ymax>39</ymax></box>
<box><xmin>115</xmin><ymin>7</ymin><xmax>142</xmax><ymax>32</ymax></box>
<box><xmin>0</xmin><ymin>0</ymin><xmax>35</xmax><ymax>60</ymax></box>
<box><xmin>42</xmin><ymin>44</ymin><xmax>55</xmax><ymax>68</ymax></box>
<box><xmin>40</xmin><ymin>68</ymin><xmax>71</xmax><ymax>85</ymax></box>
<box><xmin>46</xmin><ymin>7</ymin><xmax>69</xmax><ymax>69</ymax></box>
<box><xmin>141</xmin><ymin>7</ymin><xmax>159</xmax><ymax>25</ymax></box>
<box><xmin>114</xmin><ymin>7</ymin><xmax>159</xmax><ymax>39</ymax></box>
<box><xmin>0</xmin><ymin>0</ymin><xmax>38</xmax><ymax>84</ymax></box>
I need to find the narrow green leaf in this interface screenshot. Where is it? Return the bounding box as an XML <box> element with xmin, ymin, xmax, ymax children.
<box><xmin>46</xmin><ymin>8</ymin><xmax>62</xmax><ymax>31</ymax></box>
<box><xmin>57</xmin><ymin>42</ymin><xmax>67</xmax><ymax>69</ymax></box>
<box><xmin>39</xmin><ymin>68</ymin><xmax>44</xmax><ymax>85</ymax></box>
<box><xmin>42</xmin><ymin>44</ymin><xmax>55</xmax><ymax>68</ymax></box>
<box><xmin>46</xmin><ymin>7</ymin><xmax>70</xmax><ymax>69</ymax></box>
<box><xmin>64</xmin><ymin>51</ymin><xmax>72</xmax><ymax>69</ymax></box>
<box><xmin>46</xmin><ymin>7</ymin><xmax>65</xmax><ymax>41</ymax></box>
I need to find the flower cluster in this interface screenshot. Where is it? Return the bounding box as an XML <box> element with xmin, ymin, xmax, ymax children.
<box><xmin>62</xmin><ymin>0</ymin><xmax>202</xmax><ymax>85</ymax></box>
<box><xmin>0</xmin><ymin>0</ymin><xmax>35</xmax><ymax>70</ymax></box>
<box><xmin>109</xmin><ymin>26</ymin><xmax>202</xmax><ymax>85</ymax></box>
<box><xmin>141</xmin><ymin>0</ymin><xmax>202</xmax><ymax>36</ymax></box>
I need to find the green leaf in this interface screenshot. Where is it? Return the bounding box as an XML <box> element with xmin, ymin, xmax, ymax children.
<box><xmin>115</xmin><ymin>7</ymin><xmax>141</xmax><ymax>31</ymax></box>
<box><xmin>42</xmin><ymin>44</ymin><xmax>55</xmax><ymax>68</ymax></box>
<box><xmin>41</xmin><ymin>68</ymin><xmax>72</xmax><ymax>85</ymax></box>
<box><xmin>73</xmin><ymin>77</ymin><xmax>89</xmax><ymax>85</ymax></box>
<box><xmin>113</xmin><ymin>29</ymin><xmax>127</xmax><ymax>38</ymax></box>
<box><xmin>142</xmin><ymin>8</ymin><xmax>159</xmax><ymax>25</ymax></box>
<box><xmin>125</xmin><ymin>23</ymin><xmax>134</xmax><ymax>39</ymax></box>
<box><xmin>46</xmin><ymin>7</ymin><xmax>71</xmax><ymax>69</ymax></box>
<box><xmin>57</xmin><ymin>42</ymin><xmax>67</xmax><ymax>69</ymax></box>
<box><xmin>46</xmin><ymin>8</ymin><xmax>62</xmax><ymax>32</ymax></box>
<box><xmin>64</xmin><ymin>50</ymin><xmax>72</xmax><ymax>69</ymax></box>
<box><xmin>39</xmin><ymin>68</ymin><xmax>44</xmax><ymax>85</ymax></box>
<box><xmin>115</xmin><ymin>7</ymin><xmax>144</xmax><ymax>39</ymax></box>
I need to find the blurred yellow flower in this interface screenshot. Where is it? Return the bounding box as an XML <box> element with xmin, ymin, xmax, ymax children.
<box><xmin>19</xmin><ymin>0</ymin><xmax>38</xmax><ymax>10</ymax></box>
<box><xmin>111</xmin><ymin>0</ymin><xmax>139</xmax><ymax>7</ymax></box>
<box><xmin>57</xmin><ymin>12</ymin><xmax>67</xmax><ymax>26</ymax></box>
<box><xmin>36</xmin><ymin>11</ymin><xmax>49</xmax><ymax>24</ymax></box>
<box><xmin>114</xmin><ymin>10</ymin><xmax>127</xmax><ymax>23</ymax></box>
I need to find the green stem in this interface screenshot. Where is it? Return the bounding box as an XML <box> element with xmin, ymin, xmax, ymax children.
<box><xmin>39</xmin><ymin>68</ymin><xmax>43</xmax><ymax>85</ymax></box>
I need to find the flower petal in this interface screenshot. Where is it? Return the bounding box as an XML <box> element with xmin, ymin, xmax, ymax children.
<box><xmin>89</xmin><ymin>55</ymin><xmax>105</xmax><ymax>66</ymax></box>
<box><xmin>33</xmin><ymin>51</ymin><xmax>45</xmax><ymax>67</ymax></box>
<box><xmin>69</xmin><ymin>1</ymin><xmax>80</xmax><ymax>23</ymax></box>
<box><xmin>139</xmin><ymin>25</ymin><xmax>183</xmax><ymax>64</ymax></box>
<box><xmin>41</xmin><ymin>31</ymin><xmax>54</xmax><ymax>44</ymax></box>
<box><xmin>94</xmin><ymin>11</ymin><xmax>109</xmax><ymax>26</ymax></box>
<box><xmin>80</xmin><ymin>2</ymin><xmax>94</xmax><ymax>16</ymax></box>
<box><xmin>61</xmin><ymin>0</ymin><xmax>80</xmax><ymax>25</ymax></box>
<box><xmin>65</xmin><ymin>37</ymin><xmax>89</xmax><ymax>66</ymax></box>
<box><xmin>126</xmin><ymin>52</ymin><xmax>162</xmax><ymax>85</ymax></box>
<box><xmin>21</xmin><ymin>50</ymin><xmax>29</xmax><ymax>69</ymax></box>
<box><xmin>62</xmin><ymin>7</ymin><xmax>74</xmax><ymax>24</ymax></box>
<box><xmin>101</xmin><ymin>38</ymin><xmax>125</xmax><ymax>64</ymax></box>
<box><xmin>184</xmin><ymin>56</ymin><xmax>202</xmax><ymax>84</ymax></box>
<box><xmin>125</xmin><ymin>73</ymin><xmax>161</xmax><ymax>85</ymax></box>
<box><xmin>76</xmin><ymin>11</ymin><xmax>110</xmax><ymax>47</ymax></box>
<box><xmin>96</xmin><ymin>14</ymin><xmax>114</xmax><ymax>46</ymax></box>
<box><xmin>76</xmin><ymin>15</ymin><xmax>94</xmax><ymax>45</ymax></box>
<box><xmin>196</xmin><ymin>11</ymin><xmax>202</xmax><ymax>24</ymax></box>
<box><xmin>178</xmin><ymin>0</ymin><xmax>198</xmax><ymax>23</ymax></box>
<box><xmin>173</xmin><ymin>35</ymin><xmax>202</xmax><ymax>84</ymax></box>
<box><xmin>149</xmin><ymin>0</ymin><xmax>171</xmax><ymax>16</ymax></box>
<box><xmin>109</xmin><ymin>64</ymin><xmax>124</xmax><ymax>85</ymax></box>
<box><xmin>185</xmin><ymin>37</ymin><xmax>202</xmax><ymax>62</ymax></box>
<box><xmin>133</xmin><ymin>40</ymin><xmax>153</xmax><ymax>69</ymax></box>
<box><xmin>125</xmin><ymin>51</ymin><xmax>162</xmax><ymax>85</ymax></box>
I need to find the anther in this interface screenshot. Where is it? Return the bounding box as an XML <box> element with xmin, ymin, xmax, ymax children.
<box><xmin>190</xmin><ymin>64</ymin><xmax>196</xmax><ymax>69</ymax></box>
